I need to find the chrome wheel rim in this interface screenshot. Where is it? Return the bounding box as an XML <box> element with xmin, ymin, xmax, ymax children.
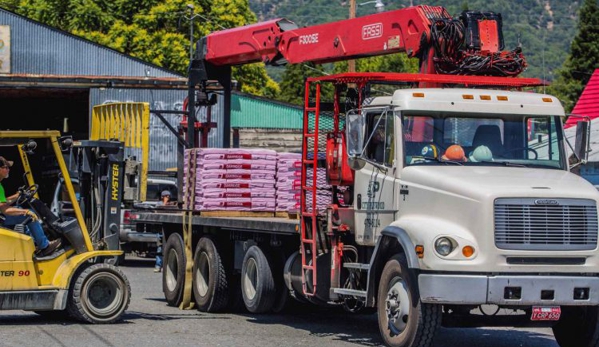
<box><xmin>385</xmin><ymin>276</ymin><xmax>411</xmax><ymax>336</ymax></box>
<box><xmin>243</xmin><ymin>257</ymin><xmax>258</xmax><ymax>300</ymax></box>
<box><xmin>195</xmin><ymin>251</ymin><xmax>210</xmax><ymax>297</ymax></box>
<box><xmin>166</xmin><ymin>248</ymin><xmax>179</xmax><ymax>291</ymax></box>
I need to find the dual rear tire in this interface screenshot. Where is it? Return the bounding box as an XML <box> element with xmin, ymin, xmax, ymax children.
<box><xmin>241</xmin><ymin>245</ymin><xmax>276</xmax><ymax>313</ymax></box>
<box><xmin>161</xmin><ymin>233</ymin><xmax>281</xmax><ymax>314</ymax></box>
<box><xmin>192</xmin><ymin>236</ymin><xmax>229</xmax><ymax>312</ymax></box>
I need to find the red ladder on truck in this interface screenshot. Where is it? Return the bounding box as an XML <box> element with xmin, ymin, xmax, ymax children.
<box><xmin>300</xmin><ymin>81</ymin><xmax>321</xmax><ymax>297</ymax></box>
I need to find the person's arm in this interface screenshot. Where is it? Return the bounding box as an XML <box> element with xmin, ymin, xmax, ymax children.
<box><xmin>4</xmin><ymin>192</ymin><xmax>19</xmax><ymax>205</ymax></box>
<box><xmin>0</xmin><ymin>202</ymin><xmax>35</xmax><ymax>217</ymax></box>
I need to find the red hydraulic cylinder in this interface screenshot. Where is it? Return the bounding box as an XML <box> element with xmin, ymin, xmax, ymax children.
<box><xmin>202</xmin><ymin>19</ymin><xmax>298</xmax><ymax>66</ymax></box>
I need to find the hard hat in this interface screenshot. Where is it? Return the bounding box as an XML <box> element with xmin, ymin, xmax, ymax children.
<box><xmin>161</xmin><ymin>190</ymin><xmax>171</xmax><ymax>197</ymax></box>
<box><xmin>469</xmin><ymin>145</ymin><xmax>493</xmax><ymax>162</ymax></box>
<box><xmin>421</xmin><ymin>144</ymin><xmax>438</xmax><ymax>158</ymax></box>
<box><xmin>443</xmin><ymin>145</ymin><xmax>466</xmax><ymax>161</ymax></box>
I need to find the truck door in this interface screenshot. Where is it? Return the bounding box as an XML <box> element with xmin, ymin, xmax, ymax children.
<box><xmin>352</xmin><ymin>108</ymin><xmax>398</xmax><ymax>246</ymax></box>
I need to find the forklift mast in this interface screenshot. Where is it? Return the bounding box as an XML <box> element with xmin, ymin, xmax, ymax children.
<box><xmin>72</xmin><ymin>140</ymin><xmax>124</xmax><ymax>252</ymax></box>
<box><xmin>65</xmin><ymin>102</ymin><xmax>151</xmax><ymax>252</ymax></box>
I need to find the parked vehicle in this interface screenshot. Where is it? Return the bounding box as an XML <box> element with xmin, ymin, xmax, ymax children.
<box><xmin>119</xmin><ymin>178</ymin><xmax>178</xmax><ymax>259</ymax></box>
<box><xmin>0</xmin><ymin>131</ymin><xmax>130</xmax><ymax>322</ymax></box>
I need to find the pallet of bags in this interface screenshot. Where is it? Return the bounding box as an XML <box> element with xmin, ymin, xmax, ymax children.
<box><xmin>276</xmin><ymin>152</ymin><xmax>302</xmax><ymax>217</ymax></box>
<box><xmin>184</xmin><ymin>148</ymin><xmax>277</xmax><ymax>215</ymax></box>
<box><xmin>305</xmin><ymin>167</ymin><xmax>333</xmax><ymax>213</ymax></box>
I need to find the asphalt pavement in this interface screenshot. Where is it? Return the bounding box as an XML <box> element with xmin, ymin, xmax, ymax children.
<box><xmin>0</xmin><ymin>256</ymin><xmax>560</xmax><ymax>347</ymax></box>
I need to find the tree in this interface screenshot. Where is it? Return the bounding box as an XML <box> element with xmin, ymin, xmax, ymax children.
<box><xmin>548</xmin><ymin>0</ymin><xmax>599</xmax><ymax>113</ymax></box>
<box><xmin>277</xmin><ymin>63</ymin><xmax>331</xmax><ymax>105</ymax></box>
<box><xmin>0</xmin><ymin>0</ymin><xmax>279</xmax><ymax>96</ymax></box>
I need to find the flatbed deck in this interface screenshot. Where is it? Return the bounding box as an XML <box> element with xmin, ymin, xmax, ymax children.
<box><xmin>136</xmin><ymin>211</ymin><xmax>300</xmax><ymax>234</ymax></box>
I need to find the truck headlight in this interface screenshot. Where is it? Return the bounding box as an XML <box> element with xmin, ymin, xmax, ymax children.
<box><xmin>434</xmin><ymin>237</ymin><xmax>455</xmax><ymax>256</ymax></box>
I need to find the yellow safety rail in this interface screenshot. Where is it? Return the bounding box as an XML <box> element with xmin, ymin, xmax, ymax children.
<box><xmin>91</xmin><ymin>102</ymin><xmax>150</xmax><ymax>201</ymax></box>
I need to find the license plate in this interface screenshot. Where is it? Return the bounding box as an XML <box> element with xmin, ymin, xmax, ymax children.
<box><xmin>531</xmin><ymin>306</ymin><xmax>561</xmax><ymax>321</ymax></box>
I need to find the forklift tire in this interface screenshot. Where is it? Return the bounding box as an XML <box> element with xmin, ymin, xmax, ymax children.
<box><xmin>192</xmin><ymin>236</ymin><xmax>229</xmax><ymax>312</ymax></box>
<box><xmin>163</xmin><ymin>233</ymin><xmax>186</xmax><ymax>307</ymax></box>
<box><xmin>67</xmin><ymin>263</ymin><xmax>131</xmax><ymax>324</ymax></box>
<box><xmin>241</xmin><ymin>245</ymin><xmax>276</xmax><ymax>313</ymax></box>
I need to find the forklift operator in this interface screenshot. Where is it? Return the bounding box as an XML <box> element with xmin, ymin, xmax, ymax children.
<box><xmin>0</xmin><ymin>156</ymin><xmax>61</xmax><ymax>257</ymax></box>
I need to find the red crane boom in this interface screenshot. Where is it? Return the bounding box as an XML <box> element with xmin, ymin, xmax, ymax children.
<box><xmin>197</xmin><ymin>5</ymin><xmax>525</xmax><ymax>76</ymax></box>
<box><xmin>202</xmin><ymin>6</ymin><xmax>448</xmax><ymax>67</ymax></box>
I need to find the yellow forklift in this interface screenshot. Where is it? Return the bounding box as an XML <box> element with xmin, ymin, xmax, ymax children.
<box><xmin>0</xmin><ymin>130</ymin><xmax>130</xmax><ymax>323</ymax></box>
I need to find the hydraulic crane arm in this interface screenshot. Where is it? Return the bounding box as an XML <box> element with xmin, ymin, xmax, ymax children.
<box><xmin>199</xmin><ymin>6</ymin><xmax>449</xmax><ymax>67</ymax></box>
<box><xmin>196</xmin><ymin>5</ymin><xmax>525</xmax><ymax>77</ymax></box>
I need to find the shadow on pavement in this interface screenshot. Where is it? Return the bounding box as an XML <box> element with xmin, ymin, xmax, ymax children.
<box><xmin>0</xmin><ymin>310</ymin><xmax>230</xmax><ymax>326</ymax></box>
<box><xmin>244</xmin><ymin>304</ymin><xmax>557</xmax><ymax>347</ymax></box>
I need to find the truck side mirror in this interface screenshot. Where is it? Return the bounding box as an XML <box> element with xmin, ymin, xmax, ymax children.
<box><xmin>345</xmin><ymin>112</ymin><xmax>366</xmax><ymax>170</ymax></box>
<box><xmin>346</xmin><ymin>112</ymin><xmax>364</xmax><ymax>156</ymax></box>
<box><xmin>575</xmin><ymin>121</ymin><xmax>590</xmax><ymax>163</ymax></box>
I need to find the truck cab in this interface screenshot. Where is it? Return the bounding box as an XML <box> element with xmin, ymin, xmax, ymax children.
<box><xmin>342</xmin><ymin>88</ymin><xmax>599</xmax><ymax>345</ymax></box>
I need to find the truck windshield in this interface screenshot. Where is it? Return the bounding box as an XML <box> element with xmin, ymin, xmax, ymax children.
<box><xmin>401</xmin><ymin>111</ymin><xmax>565</xmax><ymax>170</ymax></box>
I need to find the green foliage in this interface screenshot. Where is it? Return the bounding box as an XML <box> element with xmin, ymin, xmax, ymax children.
<box><xmin>234</xmin><ymin>63</ymin><xmax>280</xmax><ymax>98</ymax></box>
<box><xmin>1</xmin><ymin>0</ymin><xmax>278</xmax><ymax>96</ymax></box>
<box><xmin>548</xmin><ymin>0</ymin><xmax>599</xmax><ymax>113</ymax></box>
<box><xmin>332</xmin><ymin>55</ymin><xmax>419</xmax><ymax>75</ymax></box>
<box><xmin>277</xmin><ymin>63</ymin><xmax>330</xmax><ymax>105</ymax></box>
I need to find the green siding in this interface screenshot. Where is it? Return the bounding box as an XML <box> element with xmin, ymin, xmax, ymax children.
<box><xmin>231</xmin><ymin>93</ymin><xmax>303</xmax><ymax>129</ymax></box>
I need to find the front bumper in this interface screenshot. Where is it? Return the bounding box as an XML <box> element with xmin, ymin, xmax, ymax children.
<box><xmin>419</xmin><ymin>274</ymin><xmax>599</xmax><ymax>306</ymax></box>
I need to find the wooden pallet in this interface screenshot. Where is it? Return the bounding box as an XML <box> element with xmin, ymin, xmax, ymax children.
<box><xmin>275</xmin><ymin>211</ymin><xmax>300</xmax><ymax>220</ymax></box>
<box><xmin>200</xmin><ymin>210</ymin><xmax>275</xmax><ymax>218</ymax></box>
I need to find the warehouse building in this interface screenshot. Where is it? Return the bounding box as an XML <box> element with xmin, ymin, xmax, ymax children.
<box><xmin>0</xmin><ymin>7</ymin><xmax>305</xmax><ymax>176</ymax></box>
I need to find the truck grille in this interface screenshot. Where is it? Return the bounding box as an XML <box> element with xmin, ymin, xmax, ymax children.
<box><xmin>495</xmin><ymin>198</ymin><xmax>598</xmax><ymax>251</ymax></box>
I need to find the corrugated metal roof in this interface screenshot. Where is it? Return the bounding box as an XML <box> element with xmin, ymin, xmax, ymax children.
<box><xmin>0</xmin><ymin>8</ymin><xmax>183</xmax><ymax>78</ymax></box>
<box><xmin>565</xmin><ymin>69</ymin><xmax>599</xmax><ymax>128</ymax></box>
<box><xmin>231</xmin><ymin>92</ymin><xmax>303</xmax><ymax>129</ymax></box>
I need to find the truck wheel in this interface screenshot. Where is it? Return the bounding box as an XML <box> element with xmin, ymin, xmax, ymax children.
<box><xmin>67</xmin><ymin>263</ymin><xmax>131</xmax><ymax>324</ymax></box>
<box><xmin>241</xmin><ymin>245</ymin><xmax>276</xmax><ymax>313</ymax></box>
<box><xmin>272</xmin><ymin>285</ymin><xmax>290</xmax><ymax>313</ymax></box>
<box><xmin>553</xmin><ymin>306</ymin><xmax>599</xmax><ymax>347</ymax></box>
<box><xmin>228</xmin><ymin>272</ymin><xmax>247</xmax><ymax>313</ymax></box>
<box><xmin>192</xmin><ymin>236</ymin><xmax>229</xmax><ymax>312</ymax></box>
<box><xmin>377</xmin><ymin>254</ymin><xmax>440</xmax><ymax>347</ymax></box>
<box><xmin>163</xmin><ymin>233</ymin><xmax>186</xmax><ymax>306</ymax></box>
<box><xmin>271</xmin><ymin>250</ymin><xmax>289</xmax><ymax>313</ymax></box>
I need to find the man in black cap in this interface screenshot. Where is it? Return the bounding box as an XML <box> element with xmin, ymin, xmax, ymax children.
<box><xmin>0</xmin><ymin>156</ymin><xmax>61</xmax><ymax>256</ymax></box>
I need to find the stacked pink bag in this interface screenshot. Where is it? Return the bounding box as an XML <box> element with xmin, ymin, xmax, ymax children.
<box><xmin>275</xmin><ymin>153</ymin><xmax>302</xmax><ymax>213</ymax></box>
<box><xmin>184</xmin><ymin>148</ymin><xmax>277</xmax><ymax>211</ymax></box>
<box><xmin>304</xmin><ymin>167</ymin><xmax>333</xmax><ymax>213</ymax></box>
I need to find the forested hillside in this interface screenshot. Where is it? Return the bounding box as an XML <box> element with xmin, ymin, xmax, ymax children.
<box><xmin>249</xmin><ymin>0</ymin><xmax>581</xmax><ymax>81</ymax></box>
